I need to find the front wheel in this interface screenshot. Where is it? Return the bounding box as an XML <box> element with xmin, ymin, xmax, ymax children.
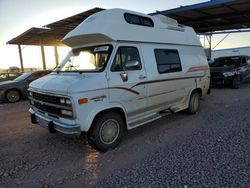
<box><xmin>87</xmin><ymin>112</ymin><xmax>124</xmax><ymax>152</ymax></box>
<box><xmin>187</xmin><ymin>91</ymin><xmax>200</xmax><ymax>114</ymax></box>
<box><xmin>6</xmin><ymin>89</ymin><xmax>21</xmax><ymax>103</ymax></box>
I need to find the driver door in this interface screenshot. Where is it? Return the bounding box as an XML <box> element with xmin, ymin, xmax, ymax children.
<box><xmin>107</xmin><ymin>44</ymin><xmax>148</xmax><ymax>121</ymax></box>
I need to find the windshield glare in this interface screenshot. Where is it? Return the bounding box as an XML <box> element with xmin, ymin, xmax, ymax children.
<box><xmin>211</xmin><ymin>56</ymin><xmax>241</xmax><ymax>67</ymax></box>
<box><xmin>55</xmin><ymin>45</ymin><xmax>113</xmax><ymax>72</ymax></box>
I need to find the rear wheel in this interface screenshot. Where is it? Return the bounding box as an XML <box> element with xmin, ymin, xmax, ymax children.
<box><xmin>6</xmin><ymin>90</ymin><xmax>21</xmax><ymax>103</ymax></box>
<box><xmin>232</xmin><ymin>76</ymin><xmax>240</xmax><ymax>89</ymax></box>
<box><xmin>187</xmin><ymin>91</ymin><xmax>200</xmax><ymax>114</ymax></box>
<box><xmin>87</xmin><ymin>112</ymin><xmax>124</xmax><ymax>152</ymax></box>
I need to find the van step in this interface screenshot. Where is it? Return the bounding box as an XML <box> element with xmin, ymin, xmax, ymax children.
<box><xmin>129</xmin><ymin>113</ymin><xmax>162</xmax><ymax>128</ymax></box>
<box><xmin>159</xmin><ymin>109</ymin><xmax>172</xmax><ymax>116</ymax></box>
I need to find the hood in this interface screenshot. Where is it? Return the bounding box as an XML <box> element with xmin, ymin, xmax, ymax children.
<box><xmin>29</xmin><ymin>72</ymin><xmax>107</xmax><ymax>95</ymax></box>
<box><xmin>210</xmin><ymin>65</ymin><xmax>236</xmax><ymax>73</ymax></box>
<box><xmin>0</xmin><ymin>80</ymin><xmax>21</xmax><ymax>88</ymax></box>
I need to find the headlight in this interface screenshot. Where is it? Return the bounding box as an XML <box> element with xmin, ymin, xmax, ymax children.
<box><xmin>65</xmin><ymin>99</ymin><xmax>71</xmax><ymax>105</ymax></box>
<box><xmin>60</xmin><ymin>98</ymin><xmax>71</xmax><ymax>105</ymax></box>
<box><xmin>29</xmin><ymin>92</ymin><xmax>33</xmax><ymax>96</ymax></box>
<box><xmin>60</xmin><ymin>98</ymin><xmax>65</xmax><ymax>104</ymax></box>
<box><xmin>223</xmin><ymin>71</ymin><xmax>235</xmax><ymax>77</ymax></box>
<box><xmin>61</xmin><ymin>110</ymin><xmax>73</xmax><ymax>117</ymax></box>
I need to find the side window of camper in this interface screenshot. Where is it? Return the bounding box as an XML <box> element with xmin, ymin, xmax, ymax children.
<box><xmin>154</xmin><ymin>49</ymin><xmax>182</xmax><ymax>74</ymax></box>
<box><xmin>111</xmin><ymin>47</ymin><xmax>142</xmax><ymax>72</ymax></box>
<box><xmin>124</xmin><ymin>13</ymin><xmax>154</xmax><ymax>27</ymax></box>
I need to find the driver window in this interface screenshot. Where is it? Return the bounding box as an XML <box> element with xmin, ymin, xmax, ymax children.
<box><xmin>111</xmin><ymin>46</ymin><xmax>141</xmax><ymax>72</ymax></box>
<box><xmin>27</xmin><ymin>73</ymin><xmax>41</xmax><ymax>82</ymax></box>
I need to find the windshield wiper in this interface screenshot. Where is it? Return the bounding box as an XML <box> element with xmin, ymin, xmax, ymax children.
<box><xmin>61</xmin><ymin>65</ymin><xmax>84</xmax><ymax>74</ymax></box>
<box><xmin>65</xmin><ymin>64</ymin><xmax>80</xmax><ymax>71</ymax></box>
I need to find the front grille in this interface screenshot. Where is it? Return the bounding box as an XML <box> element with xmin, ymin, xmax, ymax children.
<box><xmin>211</xmin><ymin>72</ymin><xmax>223</xmax><ymax>78</ymax></box>
<box><xmin>34</xmin><ymin>101</ymin><xmax>61</xmax><ymax>116</ymax></box>
<box><xmin>32</xmin><ymin>92</ymin><xmax>60</xmax><ymax>105</ymax></box>
<box><xmin>30</xmin><ymin>92</ymin><xmax>73</xmax><ymax>119</ymax></box>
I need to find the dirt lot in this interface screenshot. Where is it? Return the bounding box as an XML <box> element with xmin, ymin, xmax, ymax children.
<box><xmin>0</xmin><ymin>85</ymin><xmax>250</xmax><ymax>187</ymax></box>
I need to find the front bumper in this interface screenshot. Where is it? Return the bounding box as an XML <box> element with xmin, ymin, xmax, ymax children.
<box><xmin>210</xmin><ymin>76</ymin><xmax>232</xmax><ymax>86</ymax></box>
<box><xmin>0</xmin><ymin>90</ymin><xmax>5</xmax><ymax>101</ymax></box>
<box><xmin>29</xmin><ymin>108</ymin><xmax>81</xmax><ymax>135</ymax></box>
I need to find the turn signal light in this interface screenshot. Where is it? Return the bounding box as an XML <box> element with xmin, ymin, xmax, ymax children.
<box><xmin>78</xmin><ymin>98</ymin><xmax>88</xmax><ymax>104</ymax></box>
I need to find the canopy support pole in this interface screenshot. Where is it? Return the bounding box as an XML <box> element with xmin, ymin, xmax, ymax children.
<box><xmin>41</xmin><ymin>45</ymin><xmax>46</xmax><ymax>70</ymax></box>
<box><xmin>18</xmin><ymin>45</ymin><xmax>24</xmax><ymax>72</ymax></box>
<box><xmin>54</xmin><ymin>46</ymin><xmax>59</xmax><ymax>66</ymax></box>
<box><xmin>209</xmin><ymin>35</ymin><xmax>212</xmax><ymax>58</ymax></box>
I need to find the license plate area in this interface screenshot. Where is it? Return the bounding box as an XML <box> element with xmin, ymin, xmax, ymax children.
<box><xmin>36</xmin><ymin>116</ymin><xmax>48</xmax><ymax>128</ymax></box>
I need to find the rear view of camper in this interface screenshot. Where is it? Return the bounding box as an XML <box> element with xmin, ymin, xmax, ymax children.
<box><xmin>29</xmin><ymin>9</ymin><xmax>210</xmax><ymax>151</ymax></box>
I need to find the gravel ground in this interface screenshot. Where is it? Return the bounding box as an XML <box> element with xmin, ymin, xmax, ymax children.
<box><xmin>97</xmin><ymin>89</ymin><xmax>250</xmax><ymax>188</ymax></box>
<box><xmin>0</xmin><ymin>84</ymin><xmax>250</xmax><ymax>188</ymax></box>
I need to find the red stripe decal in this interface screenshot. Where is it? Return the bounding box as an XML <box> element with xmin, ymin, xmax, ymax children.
<box><xmin>110</xmin><ymin>87</ymin><xmax>140</xmax><ymax>95</ymax></box>
<box><xmin>187</xmin><ymin>66</ymin><xmax>209</xmax><ymax>72</ymax></box>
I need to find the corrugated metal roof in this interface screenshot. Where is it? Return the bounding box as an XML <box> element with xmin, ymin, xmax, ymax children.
<box><xmin>7</xmin><ymin>8</ymin><xmax>104</xmax><ymax>46</ymax></box>
<box><xmin>7</xmin><ymin>1</ymin><xmax>250</xmax><ymax>46</ymax></box>
<box><xmin>151</xmin><ymin>0</ymin><xmax>250</xmax><ymax>33</ymax></box>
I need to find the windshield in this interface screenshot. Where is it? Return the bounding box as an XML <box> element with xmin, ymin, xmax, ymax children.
<box><xmin>55</xmin><ymin>45</ymin><xmax>113</xmax><ymax>73</ymax></box>
<box><xmin>211</xmin><ymin>56</ymin><xmax>241</xmax><ymax>67</ymax></box>
<box><xmin>14</xmin><ymin>72</ymin><xmax>32</xmax><ymax>81</ymax></box>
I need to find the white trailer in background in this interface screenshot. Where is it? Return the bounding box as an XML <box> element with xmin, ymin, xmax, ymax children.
<box><xmin>212</xmin><ymin>46</ymin><xmax>250</xmax><ymax>59</ymax></box>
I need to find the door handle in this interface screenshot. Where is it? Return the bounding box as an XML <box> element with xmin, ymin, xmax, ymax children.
<box><xmin>138</xmin><ymin>75</ymin><xmax>146</xmax><ymax>80</ymax></box>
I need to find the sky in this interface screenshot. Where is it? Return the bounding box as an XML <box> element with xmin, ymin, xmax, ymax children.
<box><xmin>0</xmin><ymin>0</ymin><xmax>250</xmax><ymax>70</ymax></box>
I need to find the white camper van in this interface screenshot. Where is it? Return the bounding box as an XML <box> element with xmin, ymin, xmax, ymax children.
<box><xmin>29</xmin><ymin>9</ymin><xmax>210</xmax><ymax>151</ymax></box>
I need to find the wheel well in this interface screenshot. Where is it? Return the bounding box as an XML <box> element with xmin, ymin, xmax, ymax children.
<box><xmin>92</xmin><ymin>107</ymin><xmax>127</xmax><ymax>130</ymax></box>
<box><xmin>192</xmin><ymin>88</ymin><xmax>202</xmax><ymax>97</ymax></box>
<box><xmin>5</xmin><ymin>88</ymin><xmax>22</xmax><ymax>99</ymax></box>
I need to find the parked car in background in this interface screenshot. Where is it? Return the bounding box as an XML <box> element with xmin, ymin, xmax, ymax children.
<box><xmin>0</xmin><ymin>70</ymin><xmax>51</xmax><ymax>103</ymax></box>
<box><xmin>0</xmin><ymin>72</ymin><xmax>21</xmax><ymax>82</ymax></box>
<box><xmin>210</xmin><ymin>56</ymin><xmax>250</xmax><ymax>89</ymax></box>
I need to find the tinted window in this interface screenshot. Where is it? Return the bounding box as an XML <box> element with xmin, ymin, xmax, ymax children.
<box><xmin>14</xmin><ymin>72</ymin><xmax>32</xmax><ymax>81</ymax></box>
<box><xmin>154</xmin><ymin>49</ymin><xmax>182</xmax><ymax>74</ymax></box>
<box><xmin>111</xmin><ymin>47</ymin><xmax>141</xmax><ymax>72</ymax></box>
<box><xmin>211</xmin><ymin>56</ymin><xmax>241</xmax><ymax>67</ymax></box>
<box><xmin>124</xmin><ymin>13</ymin><xmax>154</xmax><ymax>27</ymax></box>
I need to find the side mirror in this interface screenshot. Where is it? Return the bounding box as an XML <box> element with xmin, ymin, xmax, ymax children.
<box><xmin>124</xmin><ymin>60</ymin><xmax>140</xmax><ymax>70</ymax></box>
<box><xmin>120</xmin><ymin>72</ymin><xmax>128</xmax><ymax>82</ymax></box>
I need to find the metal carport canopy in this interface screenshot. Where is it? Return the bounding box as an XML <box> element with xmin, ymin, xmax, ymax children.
<box><xmin>7</xmin><ymin>7</ymin><xmax>104</xmax><ymax>46</ymax></box>
<box><xmin>6</xmin><ymin>8</ymin><xmax>104</xmax><ymax>72</ymax></box>
<box><xmin>150</xmin><ymin>0</ymin><xmax>250</xmax><ymax>33</ymax></box>
<box><xmin>7</xmin><ymin>1</ymin><xmax>250</xmax><ymax>46</ymax></box>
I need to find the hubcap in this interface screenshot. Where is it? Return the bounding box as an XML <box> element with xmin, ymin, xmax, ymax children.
<box><xmin>7</xmin><ymin>91</ymin><xmax>20</xmax><ymax>102</ymax></box>
<box><xmin>100</xmin><ymin>119</ymin><xmax>120</xmax><ymax>144</ymax></box>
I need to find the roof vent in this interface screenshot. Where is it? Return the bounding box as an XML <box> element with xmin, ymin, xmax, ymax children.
<box><xmin>154</xmin><ymin>14</ymin><xmax>178</xmax><ymax>26</ymax></box>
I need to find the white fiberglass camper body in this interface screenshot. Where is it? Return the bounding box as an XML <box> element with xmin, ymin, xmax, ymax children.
<box><xmin>29</xmin><ymin>9</ymin><xmax>210</xmax><ymax>151</ymax></box>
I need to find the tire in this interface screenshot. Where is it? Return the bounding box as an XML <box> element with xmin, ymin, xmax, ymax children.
<box><xmin>232</xmin><ymin>76</ymin><xmax>240</xmax><ymax>89</ymax></box>
<box><xmin>87</xmin><ymin>112</ymin><xmax>124</xmax><ymax>152</ymax></box>
<box><xmin>6</xmin><ymin>89</ymin><xmax>21</xmax><ymax>103</ymax></box>
<box><xmin>187</xmin><ymin>91</ymin><xmax>200</xmax><ymax>114</ymax></box>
